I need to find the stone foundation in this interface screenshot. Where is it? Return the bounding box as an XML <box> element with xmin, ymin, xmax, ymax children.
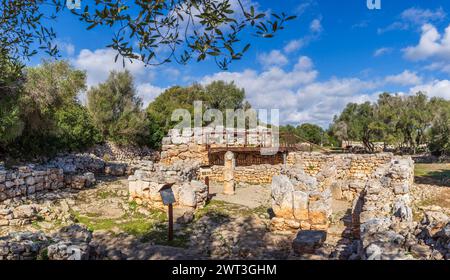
<box><xmin>269</xmin><ymin>153</ymin><xmax>414</xmax><ymax>235</ymax></box>
<box><xmin>128</xmin><ymin>160</ymin><xmax>208</xmax><ymax>210</ymax></box>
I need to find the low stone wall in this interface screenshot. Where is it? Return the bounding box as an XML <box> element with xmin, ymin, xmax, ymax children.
<box><xmin>0</xmin><ymin>166</ymin><xmax>65</xmax><ymax>203</ymax></box>
<box><xmin>198</xmin><ymin>164</ymin><xmax>282</xmax><ymax>185</ymax></box>
<box><xmin>128</xmin><ymin>160</ymin><xmax>208</xmax><ymax>210</ymax></box>
<box><xmin>269</xmin><ymin>153</ymin><xmax>413</xmax><ymax>234</ymax></box>
<box><xmin>0</xmin><ymin>224</ymin><xmax>97</xmax><ymax>260</ymax></box>
<box><xmin>357</xmin><ymin>157</ymin><xmax>417</xmax><ymax>259</ymax></box>
<box><xmin>286</xmin><ymin>152</ymin><xmax>393</xmax><ymax>179</ymax></box>
<box><xmin>198</xmin><ymin>152</ymin><xmax>394</xmax><ymax>190</ymax></box>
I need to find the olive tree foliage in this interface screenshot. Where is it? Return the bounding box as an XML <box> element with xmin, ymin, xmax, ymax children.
<box><xmin>428</xmin><ymin>98</ymin><xmax>450</xmax><ymax>156</ymax></box>
<box><xmin>0</xmin><ymin>50</ymin><xmax>25</xmax><ymax>144</ymax></box>
<box><xmin>146</xmin><ymin>80</ymin><xmax>249</xmax><ymax>147</ymax></box>
<box><xmin>1</xmin><ymin>0</ymin><xmax>296</xmax><ymax>70</ymax></box>
<box><xmin>22</xmin><ymin>60</ymin><xmax>87</xmax><ymax>132</ymax></box>
<box><xmin>1</xmin><ymin>60</ymin><xmax>101</xmax><ymax>158</ymax></box>
<box><xmin>87</xmin><ymin>70</ymin><xmax>148</xmax><ymax>145</ymax></box>
<box><xmin>331</xmin><ymin>92</ymin><xmax>450</xmax><ymax>154</ymax></box>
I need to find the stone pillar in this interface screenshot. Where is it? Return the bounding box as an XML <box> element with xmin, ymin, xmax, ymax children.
<box><xmin>223</xmin><ymin>151</ymin><xmax>235</xmax><ymax>195</ymax></box>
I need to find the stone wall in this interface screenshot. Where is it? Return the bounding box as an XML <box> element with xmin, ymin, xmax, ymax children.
<box><xmin>0</xmin><ymin>224</ymin><xmax>98</xmax><ymax>260</ymax></box>
<box><xmin>128</xmin><ymin>160</ymin><xmax>209</xmax><ymax>210</ymax></box>
<box><xmin>198</xmin><ymin>164</ymin><xmax>282</xmax><ymax>185</ymax></box>
<box><xmin>160</xmin><ymin>128</ymin><xmax>276</xmax><ymax>165</ymax></box>
<box><xmin>198</xmin><ymin>152</ymin><xmax>393</xmax><ymax>189</ymax></box>
<box><xmin>0</xmin><ymin>166</ymin><xmax>65</xmax><ymax>203</ymax></box>
<box><xmin>269</xmin><ymin>153</ymin><xmax>413</xmax><ymax>233</ymax></box>
<box><xmin>357</xmin><ymin>157</ymin><xmax>417</xmax><ymax>259</ymax></box>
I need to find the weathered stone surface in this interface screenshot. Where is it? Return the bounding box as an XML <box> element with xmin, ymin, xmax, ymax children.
<box><xmin>292</xmin><ymin>191</ymin><xmax>308</xmax><ymax>220</ymax></box>
<box><xmin>179</xmin><ymin>186</ymin><xmax>196</xmax><ymax>208</ymax></box>
<box><xmin>292</xmin><ymin>230</ymin><xmax>327</xmax><ymax>254</ymax></box>
<box><xmin>271</xmin><ymin>175</ymin><xmax>295</xmax><ymax>219</ymax></box>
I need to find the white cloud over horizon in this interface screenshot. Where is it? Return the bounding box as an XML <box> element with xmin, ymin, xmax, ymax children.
<box><xmin>403</xmin><ymin>23</ymin><xmax>450</xmax><ymax>61</ymax></box>
<box><xmin>70</xmin><ymin>45</ymin><xmax>450</xmax><ymax>128</ymax></box>
<box><xmin>378</xmin><ymin>7</ymin><xmax>446</xmax><ymax>34</ymax></box>
<box><xmin>72</xmin><ymin>48</ymin><xmax>164</xmax><ymax>106</ymax></box>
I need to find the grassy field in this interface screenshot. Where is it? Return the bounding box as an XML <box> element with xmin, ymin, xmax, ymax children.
<box><xmin>414</xmin><ymin>163</ymin><xmax>450</xmax><ymax>185</ymax></box>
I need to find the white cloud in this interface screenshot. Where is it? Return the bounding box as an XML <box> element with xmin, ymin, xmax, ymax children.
<box><xmin>199</xmin><ymin>56</ymin><xmax>384</xmax><ymax>127</ymax></box>
<box><xmin>284</xmin><ymin>39</ymin><xmax>304</xmax><ymax>53</ymax></box>
<box><xmin>384</xmin><ymin>70</ymin><xmax>422</xmax><ymax>86</ymax></box>
<box><xmin>374</xmin><ymin>47</ymin><xmax>393</xmax><ymax>57</ymax></box>
<box><xmin>310</xmin><ymin>18</ymin><xmax>323</xmax><ymax>33</ymax></box>
<box><xmin>55</xmin><ymin>40</ymin><xmax>75</xmax><ymax>56</ymax></box>
<box><xmin>73</xmin><ymin>48</ymin><xmax>146</xmax><ymax>87</ymax></box>
<box><xmin>400</xmin><ymin>7</ymin><xmax>446</xmax><ymax>25</ymax></box>
<box><xmin>403</xmin><ymin>24</ymin><xmax>450</xmax><ymax>61</ymax></box>
<box><xmin>409</xmin><ymin>80</ymin><xmax>450</xmax><ymax>99</ymax></box>
<box><xmin>378</xmin><ymin>7</ymin><xmax>446</xmax><ymax>34</ymax></box>
<box><xmin>257</xmin><ymin>50</ymin><xmax>289</xmax><ymax>68</ymax></box>
<box><xmin>283</xmin><ymin>18</ymin><xmax>323</xmax><ymax>54</ymax></box>
<box><xmin>72</xmin><ymin>48</ymin><xmax>166</xmax><ymax>105</ymax></box>
<box><xmin>424</xmin><ymin>61</ymin><xmax>450</xmax><ymax>74</ymax></box>
<box><xmin>136</xmin><ymin>83</ymin><xmax>165</xmax><ymax>107</ymax></box>
<box><xmin>294</xmin><ymin>56</ymin><xmax>313</xmax><ymax>71</ymax></box>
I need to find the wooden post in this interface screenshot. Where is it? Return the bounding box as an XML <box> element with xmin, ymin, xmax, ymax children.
<box><xmin>168</xmin><ymin>203</ymin><xmax>173</xmax><ymax>242</ymax></box>
<box><xmin>205</xmin><ymin>176</ymin><xmax>210</xmax><ymax>199</ymax></box>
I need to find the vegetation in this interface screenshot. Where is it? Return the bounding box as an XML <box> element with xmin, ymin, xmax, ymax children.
<box><xmin>1</xmin><ymin>0</ymin><xmax>295</xmax><ymax>70</ymax></box>
<box><xmin>87</xmin><ymin>70</ymin><xmax>149</xmax><ymax>146</ymax></box>
<box><xmin>279</xmin><ymin>123</ymin><xmax>337</xmax><ymax>147</ymax></box>
<box><xmin>330</xmin><ymin>92</ymin><xmax>450</xmax><ymax>155</ymax></box>
<box><xmin>146</xmin><ymin>80</ymin><xmax>250</xmax><ymax>147</ymax></box>
<box><xmin>0</xmin><ymin>60</ymin><xmax>101</xmax><ymax>158</ymax></box>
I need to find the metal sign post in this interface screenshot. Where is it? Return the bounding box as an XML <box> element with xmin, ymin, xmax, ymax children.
<box><xmin>159</xmin><ymin>183</ymin><xmax>176</xmax><ymax>242</ymax></box>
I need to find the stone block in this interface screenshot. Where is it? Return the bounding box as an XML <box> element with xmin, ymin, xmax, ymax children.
<box><xmin>292</xmin><ymin>230</ymin><xmax>327</xmax><ymax>254</ymax></box>
<box><xmin>308</xmin><ymin>200</ymin><xmax>330</xmax><ymax>225</ymax></box>
<box><xmin>292</xmin><ymin>191</ymin><xmax>309</xmax><ymax>220</ymax></box>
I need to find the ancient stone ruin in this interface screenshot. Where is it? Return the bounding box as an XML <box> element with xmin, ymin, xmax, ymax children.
<box><xmin>0</xmin><ymin>131</ymin><xmax>449</xmax><ymax>260</ymax></box>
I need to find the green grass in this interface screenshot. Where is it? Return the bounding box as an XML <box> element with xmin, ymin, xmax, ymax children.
<box><xmin>96</xmin><ymin>190</ymin><xmax>119</xmax><ymax>199</ymax></box>
<box><xmin>415</xmin><ymin>163</ymin><xmax>450</xmax><ymax>184</ymax></box>
<box><xmin>70</xmin><ymin>207</ymin><xmax>190</xmax><ymax>247</ymax></box>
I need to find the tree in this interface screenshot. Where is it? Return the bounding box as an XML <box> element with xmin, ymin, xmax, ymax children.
<box><xmin>203</xmin><ymin>80</ymin><xmax>247</xmax><ymax>111</ymax></box>
<box><xmin>21</xmin><ymin>60</ymin><xmax>87</xmax><ymax>132</ymax></box>
<box><xmin>428</xmin><ymin>98</ymin><xmax>450</xmax><ymax>156</ymax></box>
<box><xmin>87</xmin><ymin>70</ymin><xmax>148</xmax><ymax>145</ymax></box>
<box><xmin>2</xmin><ymin>60</ymin><xmax>100</xmax><ymax>158</ymax></box>
<box><xmin>296</xmin><ymin>123</ymin><xmax>324</xmax><ymax>145</ymax></box>
<box><xmin>146</xmin><ymin>81</ymin><xmax>249</xmax><ymax>147</ymax></box>
<box><xmin>54</xmin><ymin>103</ymin><xmax>102</xmax><ymax>151</ymax></box>
<box><xmin>1</xmin><ymin>1</ymin><xmax>296</xmax><ymax>70</ymax></box>
<box><xmin>0</xmin><ymin>50</ymin><xmax>24</xmax><ymax>145</ymax></box>
<box><xmin>331</xmin><ymin>102</ymin><xmax>382</xmax><ymax>152</ymax></box>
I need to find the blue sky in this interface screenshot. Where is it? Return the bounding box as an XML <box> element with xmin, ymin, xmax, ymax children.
<box><xmin>32</xmin><ymin>0</ymin><xmax>450</xmax><ymax>127</ymax></box>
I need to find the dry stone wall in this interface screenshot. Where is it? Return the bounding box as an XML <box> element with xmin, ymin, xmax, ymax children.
<box><xmin>128</xmin><ymin>160</ymin><xmax>208</xmax><ymax>210</ymax></box>
<box><xmin>0</xmin><ymin>224</ymin><xmax>99</xmax><ymax>260</ymax></box>
<box><xmin>357</xmin><ymin>157</ymin><xmax>417</xmax><ymax>259</ymax></box>
<box><xmin>269</xmin><ymin>153</ymin><xmax>413</xmax><ymax>233</ymax></box>
<box><xmin>198</xmin><ymin>164</ymin><xmax>282</xmax><ymax>185</ymax></box>
<box><xmin>160</xmin><ymin>128</ymin><xmax>276</xmax><ymax>165</ymax></box>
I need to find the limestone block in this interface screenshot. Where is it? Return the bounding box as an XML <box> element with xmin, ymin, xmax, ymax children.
<box><xmin>292</xmin><ymin>190</ymin><xmax>309</xmax><ymax>221</ymax></box>
<box><xmin>330</xmin><ymin>182</ymin><xmax>343</xmax><ymax>200</ymax></box>
<box><xmin>179</xmin><ymin>186</ymin><xmax>196</xmax><ymax>207</ymax></box>
<box><xmin>392</xmin><ymin>182</ymin><xmax>409</xmax><ymax>195</ymax></box>
<box><xmin>308</xmin><ymin>200</ymin><xmax>330</xmax><ymax>225</ymax></box>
